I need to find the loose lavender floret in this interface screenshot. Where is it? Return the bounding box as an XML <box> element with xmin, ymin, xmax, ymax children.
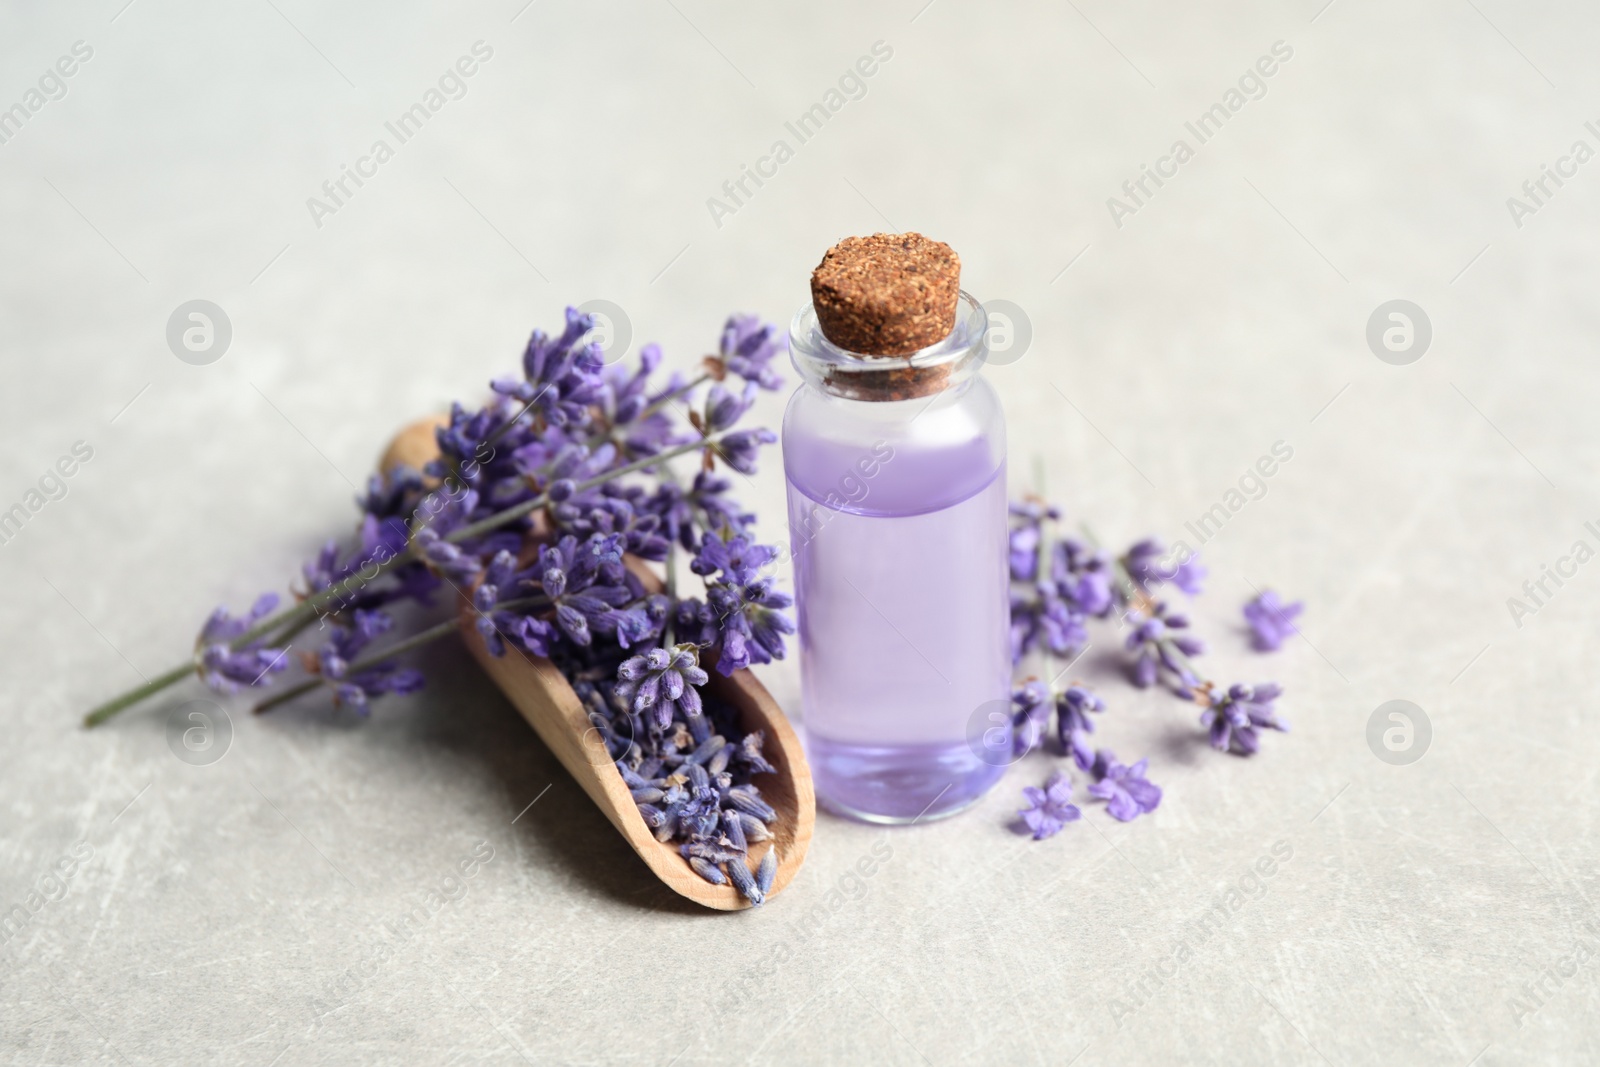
<box><xmin>1243</xmin><ymin>590</ymin><xmax>1304</xmax><ymax>652</ymax></box>
<box><xmin>1018</xmin><ymin>771</ymin><xmax>1082</xmax><ymax>840</ymax></box>
<box><xmin>1200</xmin><ymin>683</ymin><xmax>1288</xmax><ymax>756</ymax></box>
<box><xmin>755</xmin><ymin>847</ymin><xmax>777</xmax><ymax>895</ymax></box>
<box><xmin>1087</xmin><ymin>749</ymin><xmax>1162</xmax><ymax>821</ymax></box>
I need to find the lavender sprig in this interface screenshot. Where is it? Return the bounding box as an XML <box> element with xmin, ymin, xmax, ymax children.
<box><xmin>82</xmin><ymin>310</ymin><xmax>787</xmax><ymax>729</ymax></box>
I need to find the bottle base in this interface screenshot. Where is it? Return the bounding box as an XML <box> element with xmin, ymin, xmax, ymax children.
<box><xmin>807</xmin><ymin>735</ymin><xmax>1007</xmax><ymax>825</ymax></box>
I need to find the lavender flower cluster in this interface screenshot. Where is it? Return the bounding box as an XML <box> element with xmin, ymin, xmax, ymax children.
<box><xmin>1007</xmin><ymin>500</ymin><xmax>1302</xmax><ymax>839</ymax></box>
<box><xmin>194</xmin><ymin>310</ymin><xmax>793</xmax><ymax>902</ymax></box>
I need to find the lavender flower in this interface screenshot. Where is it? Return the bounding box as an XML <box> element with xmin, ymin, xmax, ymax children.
<box><xmin>315</xmin><ymin>609</ymin><xmax>424</xmax><ymax>710</ymax></box>
<box><xmin>1010</xmin><ymin>681</ymin><xmax>1051</xmax><ymax>758</ymax></box>
<box><xmin>714</xmin><ymin>428</ymin><xmax>778</xmax><ymax>476</ymax></box>
<box><xmin>1170</xmin><ymin>554</ymin><xmax>1208</xmax><ymax>596</ymax></box>
<box><xmin>1087</xmin><ymin>750</ymin><xmax>1162</xmax><ymax>821</ymax></box>
<box><xmin>1200</xmin><ymin>682</ymin><xmax>1288</xmax><ymax>756</ymax></box>
<box><xmin>1124</xmin><ymin>601</ymin><xmax>1204</xmax><ymax>690</ymax></box>
<box><xmin>1056</xmin><ymin>684</ymin><xmax>1106</xmax><ymax>771</ymax></box>
<box><xmin>693</xmin><ymin>533</ymin><xmax>794</xmax><ymax>676</ymax></box>
<box><xmin>1007</xmin><ymin>500</ymin><xmax>1060</xmax><ymax>582</ymax></box>
<box><xmin>717</xmin><ymin>314</ymin><xmax>785</xmax><ymax>391</ymax></box>
<box><xmin>1123</xmin><ymin>539</ymin><xmax>1206</xmax><ymax>596</ymax></box>
<box><xmin>491</xmin><ymin>308</ymin><xmax>607</xmax><ymax>428</ymax></box>
<box><xmin>1243</xmin><ymin>589</ymin><xmax>1304</xmax><ymax>651</ymax></box>
<box><xmin>196</xmin><ymin>594</ymin><xmax>289</xmax><ymax>693</ymax></box>
<box><xmin>615</xmin><ymin>644</ymin><xmax>709</xmax><ymax>734</ymax></box>
<box><xmin>702</xmin><ymin>382</ymin><xmax>757</xmax><ymax>434</ymax></box>
<box><xmin>1018</xmin><ymin>771</ymin><xmax>1082</xmax><ymax>840</ymax></box>
<box><xmin>1008</xmin><ymin>508</ymin><xmax>1111</xmax><ymax>665</ymax></box>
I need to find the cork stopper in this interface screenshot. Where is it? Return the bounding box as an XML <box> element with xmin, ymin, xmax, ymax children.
<box><xmin>810</xmin><ymin>233</ymin><xmax>961</xmax><ymax>357</ymax></box>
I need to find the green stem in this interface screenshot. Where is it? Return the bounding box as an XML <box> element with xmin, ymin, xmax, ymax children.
<box><xmin>83</xmin><ymin>661</ymin><xmax>196</xmax><ymax>728</ymax></box>
<box><xmin>662</xmin><ymin>541</ymin><xmax>678</xmax><ymax>649</ymax></box>
<box><xmin>441</xmin><ymin>433</ymin><xmax>719</xmax><ymax>546</ymax></box>
<box><xmin>254</xmin><ymin>617</ymin><xmax>463</xmax><ymax>714</ymax></box>
<box><xmin>637</xmin><ymin>373</ymin><xmax>711</xmax><ymax>424</ymax></box>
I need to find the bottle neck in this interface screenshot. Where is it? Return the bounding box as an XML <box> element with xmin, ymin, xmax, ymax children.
<box><xmin>788</xmin><ymin>291</ymin><xmax>990</xmax><ymax>402</ymax></box>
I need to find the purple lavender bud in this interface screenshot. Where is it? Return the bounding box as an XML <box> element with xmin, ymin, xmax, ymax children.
<box><xmin>682</xmin><ymin>841</ymin><xmax>741</xmax><ymax>864</ymax></box>
<box><xmin>721</xmin><ymin>809</ymin><xmax>748</xmax><ymax>852</ymax></box>
<box><xmin>715</xmin><ymin>428</ymin><xmax>777</xmax><ymax>476</ymax></box>
<box><xmin>737</xmin><ymin>813</ymin><xmax>772</xmax><ymax>842</ymax></box>
<box><xmin>689</xmin><ymin>856</ymin><xmax>726</xmax><ymax>886</ymax></box>
<box><xmin>727</xmin><ymin>785</ymin><xmax>776</xmax><ymax>823</ymax></box>
<box><xmin>687</xmin><ymin>733</ymin><xmax>724</xmax><ymax>765</ymax></box>
<box><xmin>737</xmin><ymin>731</ymin><xmax>776</xmax><ymax>775</ymax></box>
<box><xmin>1243</xmin><ymin>590</ymin><xmax>1304</xmax><ymax>652</ymax></box>
<box><xmin>726</xmin><ymin>855</ymin><xmax>764</xmax><ymax>906</ymax></box>
<box><xmin>755</xmin><ymin>848</ymin><xmax>777</xmax><ymax>895</ymax></box>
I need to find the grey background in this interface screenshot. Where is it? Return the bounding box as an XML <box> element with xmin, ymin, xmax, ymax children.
<box><xmin>2</xmin><ymin>0</ymin><xmax>1597</xmax><ymax>1063</ymax></box>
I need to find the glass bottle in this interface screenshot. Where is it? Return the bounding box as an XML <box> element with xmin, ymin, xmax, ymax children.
<box><xmin>783</xmin><ymin>291</ymin><xmax>1010</xmax><ymax>823</ymax></box>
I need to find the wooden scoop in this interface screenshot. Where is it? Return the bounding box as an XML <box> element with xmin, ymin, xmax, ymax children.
<box><xmin>382</xmin><ymin>417</ymin><xmax>814</xmax><ymax>910</ymax></box>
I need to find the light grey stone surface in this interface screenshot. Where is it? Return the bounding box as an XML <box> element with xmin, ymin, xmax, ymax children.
<box><xmin>2</xmin><ymin>1</ymin><xmax>1597</xmax><ymax>1063</ymax></box>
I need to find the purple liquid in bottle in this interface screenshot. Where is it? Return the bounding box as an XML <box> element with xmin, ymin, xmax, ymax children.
<box><xmin>783</xmin><ymin>294</ymin><xmax>1010</xmax><ymax>823</ymax></box>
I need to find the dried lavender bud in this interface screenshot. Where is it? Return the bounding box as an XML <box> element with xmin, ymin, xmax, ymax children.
<box><xmin>737</xmin><ymin>813</ymin><xmax>772</xmax><ymax>843</ymax></box>
<box><xmin>689</xmin><ymin>856</ymin><xmax>726</xmax><ymax>886</ymax></box>
<box><xmin>755</xmin><ymin>848</ymin><xmax>777</xmax><ymax>895</ymax></box>
<box><xmin>706</xmin><ymin>742</ymin><xmax>734</xmax><ymax>777</ymax></box>
<box><xmin>687</xmin><ymin>733</ymin><xmax>724</xmax><ymax>765</ymax></box>
<box><xmin>678</xmin><ymin>801</ymin><xmax>719</xmax><ymax>840</ymax></box>
<box><xmin>727</xmin><ymin>785</ymin><xmax>776</xmax><ymax>823</ymax></box>
<box><xmin>721</xmin><ymin>810</ymin><xmax>747</xmax><ymax>853</ymax></box>
<box><xmin>726</xmin><ymin>855</ymin><xmax>764</xmax><ymax>906</ymax></box>
<box><xmin>630</xmin><ymin>786</ymin><xmax>665</xmax><ymax>804</ymax></box>
<box><xmin>656</xmin><ymin>803</ymin><xmax>683</xmax><ymax>842</ymax></box>
<box><xmin>682</xmin><ymin>841</ymin><xmax>743</xmax><ymax>865</ymax></box>
<box><xmin>636</xmin><ymin>803</ymin><xmax>667</xmax><ymax>829</ymax></box>
<box><xmin>737</xmin><ymin>731</ymin><xmax>776</xmax><ymax>775</ymax></box>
